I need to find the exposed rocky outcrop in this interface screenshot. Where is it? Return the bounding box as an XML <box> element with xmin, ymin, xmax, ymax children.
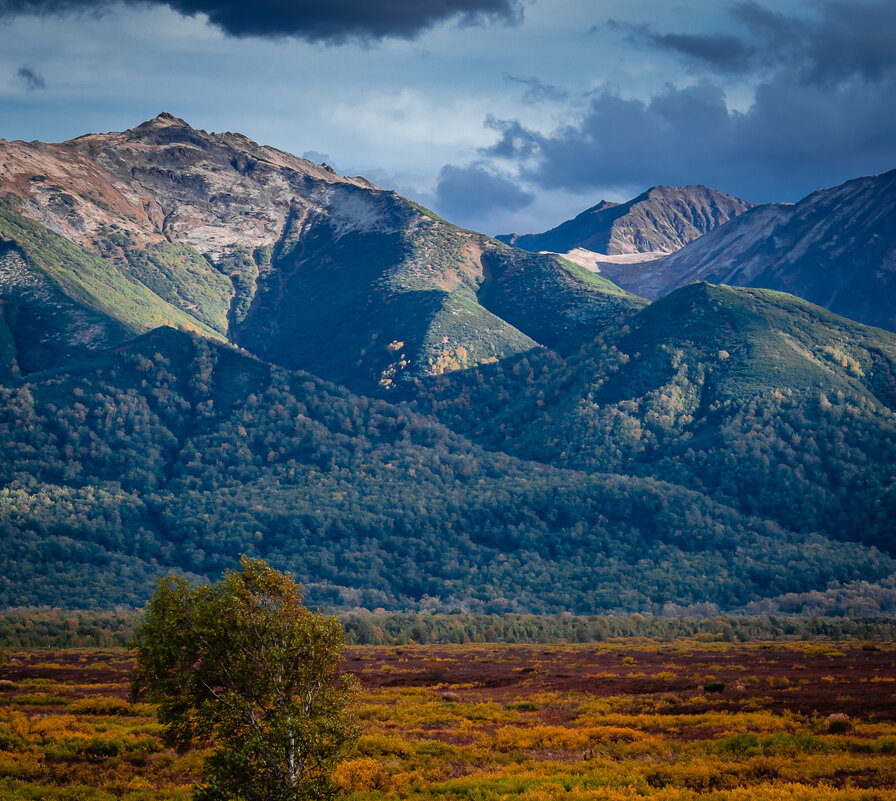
<box><xmin>0</xmin><ymin>114</ymin><xmax>643</xmax><ymax>390</ymax></box>
<box><xmin>0</xmin><ymin>112</ymin><xmax>375</xmax><ymax>258</ymax></box>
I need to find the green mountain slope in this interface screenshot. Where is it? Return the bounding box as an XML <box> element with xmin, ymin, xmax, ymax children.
<box><xmin>2</xmin><ymin>326</ymin><xmax>889</xmax><ymax>611</ymax></box>
<box><xmin>413</xmin><ymin>283</ymin><xmax>896</xmax><ymax>553</ymax></box>
<box><xmin>0</xmin><ymin>193</ymin><xmax>224</xmax><ymax>374</ymax></box>
<box><xmin>236</xmin><ymin>202</ymin><xmax>645</xmax><ymax>392</ymax></box>
<box><xmin>0</xmin><ymin>116</ymin><xmax>644</xmax><ymax>393</ymax></box>
<box><xmin>476</xmin><ymin>247</ymin><xmax>642</xmax><ymax>349</ymax></box>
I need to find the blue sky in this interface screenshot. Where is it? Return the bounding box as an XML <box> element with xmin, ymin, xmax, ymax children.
<box><xmin>1</xmin><ymin>0</ymin><xmax>895</xmax><ymax>235</ymax></box>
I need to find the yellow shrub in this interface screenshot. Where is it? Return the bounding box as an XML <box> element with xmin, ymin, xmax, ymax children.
<box><xmin>355</xmin><ymin>732</ymin><xmax>413</xmax><ymax>758</ymax></box>
<box><xmin>333</xmin><ymin>757</ymin><xmax>388</xmax><ymax>791</ymax></box>
<box><xmin>0</xmin><ymin>749</ymin><xmax>44</xmax><ymax>779</ymax></box>
<box><xmin>493</xmin><ymin>725</ymin><xmax>646</xmax><ymax>752</ymax></box>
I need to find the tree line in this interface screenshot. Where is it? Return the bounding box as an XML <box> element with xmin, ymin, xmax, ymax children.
<box><xmin>3</xmin><ymin>608</ymin><xmax>895</xmax><ymax>650</ymax></box>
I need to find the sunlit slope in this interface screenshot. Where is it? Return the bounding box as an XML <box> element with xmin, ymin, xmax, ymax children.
<box><xmin>235</xmin><ymin>199</ymin><xmax>646</xmax><ymax>393</ymax></box>
<box><xmin>0</xmin><ymin>115</ymin><xmax>644</xmax><ymax>392</ymax></box>
<box><xmin>0</xmin><ymin>193</ymin><xmax>224</xmax><ymax>374</ymax></box>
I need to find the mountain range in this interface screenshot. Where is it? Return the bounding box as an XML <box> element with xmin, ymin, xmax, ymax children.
<box><xmin>503</xmin><ymin>170</ymin><xmax>896</xmax><ymax>333</ymax></box>
<box><xmin>0</xmin><ymin>115</ymin><xmax>894</xmax><ymax>614</ymax></box>
<box><xmin>498</xmin><ymin>184</ymin><xmax>755</xmax><ymax>256</ymax></box>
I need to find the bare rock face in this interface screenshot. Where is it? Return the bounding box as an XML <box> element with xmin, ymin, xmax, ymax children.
<box><xmin>0</xmin><ymin>112</ymin><xmax>377</xmax><ymax>259</ymax></box>
<box><xmin>498</xmin><ymin>185</ymin><xmax>755</xmax><ymax>256</ymax></box>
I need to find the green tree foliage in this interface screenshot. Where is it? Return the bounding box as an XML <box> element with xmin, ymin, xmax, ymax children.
<box><xmin>4</xmin><ymin>607</ymin><xmax>896</xmax><ymax>650</ymax></box>
<box><xmin>131</xmin><ymin>558</ymin><xmax>357</xmax><ymax>801</ymax></box>
<box><xmin>119</xmin><ymin>239</ymin><xmax>235</xmax><ymax>334</ymax></box>
<box><xmin>0</xmin><ymin>609</ymin><xmax>140</xmax><ymax>648</ymax></box>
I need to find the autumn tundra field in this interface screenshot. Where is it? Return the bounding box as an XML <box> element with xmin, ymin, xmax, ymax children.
<box><xmin>1</xmin><ymin>636</ymin><xmax>896</xmax><ymax>800</ymax></box>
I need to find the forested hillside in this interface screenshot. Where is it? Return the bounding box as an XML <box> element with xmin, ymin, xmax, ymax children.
<box><xmin>0</xmin><ymin>117</ymin><xmax>894</xmax><ymax>615</ymax></box>
<box><xmin>411</xmin><ymin>284</ymin><xmax>896</xmax><ymax>552</ymax></box>
<box><xmin>2</xmin><ymin>326</ymin><xmax>892</xmax><ymax>612</ymax></box>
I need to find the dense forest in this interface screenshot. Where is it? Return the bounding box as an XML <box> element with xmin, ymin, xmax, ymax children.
<box><xmin>0</xmin><ymin>313</ymin><xmax>894</xmax><ymax>612</ymax></box>
<box><xmin>410</xmin><ymin>284</ymin><xmax>896</xmax><ymax>552</ymax></box>
<box><xmin>3</xmin><ymin>607</ymin><xmax>896</xmax><ymax>650</ymax></box>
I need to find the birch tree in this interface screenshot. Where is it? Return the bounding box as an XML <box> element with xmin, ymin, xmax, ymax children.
<box><xmin>131</xmin><ymin>557</ymin><xmax>357</xmax><ymax>801</ymax></box>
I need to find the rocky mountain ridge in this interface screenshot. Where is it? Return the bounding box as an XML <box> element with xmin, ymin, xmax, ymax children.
<box><xmin>0</xmin><ymin>112</ymin><xmax>375</xmax><ymax>257</ymax></box>
<box><xmin>618</xmin><ymin>169</ymin><xmax>896</xmax><ymax>332</ymax></box>
<box><xmin>498</xmin><ymin>184</ymin><xmax>755</xmax><ymax>256</ymax></box>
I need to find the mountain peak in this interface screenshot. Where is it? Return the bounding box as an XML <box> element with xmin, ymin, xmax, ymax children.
<box><xmin>584</xmin><ymin>199</ymin><xmax>620</xmax><ymax>215</ymax></box>
<box><xmin>635</xmin><ymin>168</ymin><xmax>896</xmax><ymax>330</ymax></box>
<box><xmin>124</xmin><ymin>112</ymin><xmax>196</xmax><ymax>139</ymax></box>
<box><xmin>151</xmin><ymin>111</ymin><xmax>189</xmax><ymax>127</ymax></box>
<box><xmin>641</xmin><ymin>184</ymin><xmax>720</xmax><ymax>199</ymax></box>
<box><xmin>498</xmin><ymin>185</ymin><xmax>755</xmax><ymax>256</ymax></box>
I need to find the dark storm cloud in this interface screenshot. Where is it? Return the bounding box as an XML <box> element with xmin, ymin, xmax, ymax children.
<box><xmin>435</xmin><ymin>163</ymin><xmax>533</xmax><ymax>225</ymax></box>
<box><xmin>482</xmin><ymin>116</ymin><xmax>539</xmax><ymax>160</ymax></box>
<box><xmin>613</xmin><ymin>0</ymin><xmax>896</xmax><ymax>86</ymax></box>
<box><xmin>16</xmin><ymin>65</ymin><xmax>46</xmax><ymax>90</ymax></box>
<box><xmin>607</xmin><ymin>21</ymin><xmax>758</xmax><ymax>75</ymax></box>
<box><xmin>647</xmin><ymin>31</ymin><xmax>757</xmax><ymax>74</ymax></box>
<box><xmin>477</xmin><ymin>0</ymin><xmax>896</xmax><ymax>203</ymax></box>
<box><xmin>492</xmin><ymin>82</ymin><xmax>736</xmax><ymax>190</ymax></box>
<box><xmin>503</xmin><ymin>74</ymin><xmax>568</xmax><ymax>103</ymax></box>
<box><xmin>771</xmin><ymin>0</ymin><xmax>896</xmax><ymax>87</ymax></box>
<box><xmin>486</xmin><ymin>75</ymin><xmax>896</xmax><ymax>202</ymax></box>
<box><xmin>0</xmin><ymin>0</ymin><xmax>522</xmax><ymax>41</ymax></box>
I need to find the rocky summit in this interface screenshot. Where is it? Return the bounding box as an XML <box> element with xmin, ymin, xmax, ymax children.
<box><xmin>593</xmin><ymin>170</ymin><xmax>896</xmax><ymax>332</ymax></box>
<box><xmin>498</xmin><ymin>184</ymin><xmax>755</xmax><ymax>256</ymax></box>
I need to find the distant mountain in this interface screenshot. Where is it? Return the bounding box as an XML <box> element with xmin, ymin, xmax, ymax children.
<box><xmin>497</xmin><ymin>185</ymin><xmax>755</xmax><ymax>256</ymax></box>
<box><xmin>605</xmin><ymin>170</ymin><xmax>896</xmax><ymax>332</ymax></box>
<box><xmin>0</xmin><ymin>114</ymin><xmax>643</xmax><ymax>392</ymax></box>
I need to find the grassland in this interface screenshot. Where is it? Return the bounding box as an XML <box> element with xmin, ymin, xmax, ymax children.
<box><xmin>1</xmin><ymin>640</ymin><xmax>895</xmax><ymax>799</ymax></box>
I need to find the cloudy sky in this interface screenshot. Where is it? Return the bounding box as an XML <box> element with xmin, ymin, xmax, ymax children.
<box><xmin>1</xmin><ymin>0</ymin><xmax>895</xmax><ymax>234</ymax></box>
